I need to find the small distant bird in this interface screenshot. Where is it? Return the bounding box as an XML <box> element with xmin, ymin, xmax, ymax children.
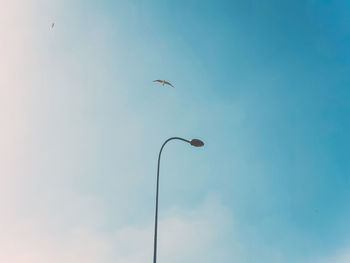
<box><xmin>51</xmin><ymin>22</ymin><xmax>55</xmax><ymax>29</ymax></box>
<box><xmin>153</xmin><ymin>80</ymin><xmax>174</xmax><ymax>88</ymax></box>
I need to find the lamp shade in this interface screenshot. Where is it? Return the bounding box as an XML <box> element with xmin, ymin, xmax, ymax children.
<box><xmin>190</xmin><ymin>139</ymin><xmax>204</xmax><ymax>147</ymax></box>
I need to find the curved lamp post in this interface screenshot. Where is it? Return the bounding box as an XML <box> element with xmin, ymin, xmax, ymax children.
<box><xmin>153</xmin><ymin>137</ymin><xmax>204</xmax><ymax>263</ymax></box>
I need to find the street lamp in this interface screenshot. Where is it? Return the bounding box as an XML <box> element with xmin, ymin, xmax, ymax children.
<box><xmin>153</xmin><ymin>137</ymin><xmax>204</xmax><ymax>263</ymax></box>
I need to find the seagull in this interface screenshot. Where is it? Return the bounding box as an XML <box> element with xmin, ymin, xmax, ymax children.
<box><xmin>153</xmin><ymin>80</ymin><xmax>174</xmax><ymax>88</ymax></box>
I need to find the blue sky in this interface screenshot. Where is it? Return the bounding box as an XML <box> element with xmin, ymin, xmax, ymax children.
<box><xmin>1</xmin><ymin>0</ymin><xmax>350</xmax><ymax>262</ymax></box>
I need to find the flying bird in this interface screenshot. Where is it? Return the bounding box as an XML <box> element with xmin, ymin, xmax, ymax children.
<box><xmin>51</xmin><ymin>22</ymin><xmax>55</xmax><ymax>29</ymax></box>
<box><xmin>153</xmin><ymin>80</ymin><xmax>174</xmax><ymax>88</ymax></box>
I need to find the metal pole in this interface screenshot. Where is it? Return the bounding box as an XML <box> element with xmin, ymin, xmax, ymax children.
<box><xmin>153</xmin><ymin>137</ymin><xmax>190</xmax><ymax>263</ymax></box>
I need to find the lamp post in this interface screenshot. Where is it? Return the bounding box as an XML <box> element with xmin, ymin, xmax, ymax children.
<box><xmin>153</xmin><ymin>137</ymin><xmax>204</xmax><ymax>263</ymax></box>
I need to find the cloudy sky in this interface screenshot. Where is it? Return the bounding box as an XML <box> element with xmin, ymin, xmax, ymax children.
<box><xmin>1</xmin><ymin>0</ymin><xmax>350</xmax><ymax>262</ymax></box>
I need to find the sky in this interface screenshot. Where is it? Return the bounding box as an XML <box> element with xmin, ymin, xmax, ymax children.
<box><xmin>1</xmin><ymin>0</ymin><xmax>350</xmax><ymax>262</ymax></box>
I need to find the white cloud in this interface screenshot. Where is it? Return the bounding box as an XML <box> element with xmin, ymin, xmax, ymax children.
<box><xmin>312</xmin><ymin>249</ymin><xmax>350</xmax><ymax>263</ymax></box>
<box><xmin>0</xmin><ymin>196</ymin><xmax>236</xmax><ymax>263</ymax></box>
<box><xmin>333</xmin><ymin>252</ymin><xmax>350</xmax><ymax>263</ymax></box>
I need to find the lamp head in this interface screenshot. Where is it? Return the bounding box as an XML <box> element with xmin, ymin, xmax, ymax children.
<box><xmin>190</xmin><ymin>139</ymin><xmax>204</xmax><ymax>147</ymax></box>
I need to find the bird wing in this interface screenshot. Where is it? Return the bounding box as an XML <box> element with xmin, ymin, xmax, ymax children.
<box><xmin>153</xmin><ymin>80</ymin><xmax>163</xmax><ymax>83</ymax></box>
<box><xmin>164</xmin><ymin>81</ymin><xmax>174</xmax><ymax>88</ymax></box>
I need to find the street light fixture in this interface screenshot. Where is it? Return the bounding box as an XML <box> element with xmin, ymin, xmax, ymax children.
<box><xmin>153</xmin><ymin>137</ymin><xmax>204</xmax><ymax>263</ymax></box>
